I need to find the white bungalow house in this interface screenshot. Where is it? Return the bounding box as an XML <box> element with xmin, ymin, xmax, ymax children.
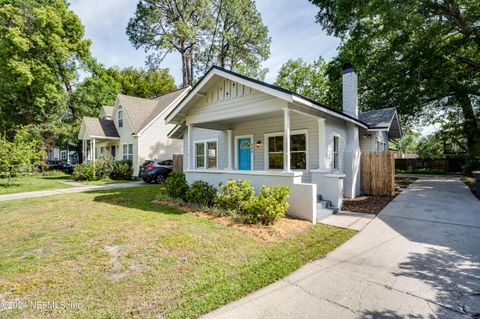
<box><xmin>166</xmin><ymin>65</ymin><xmax>401</xmax><ymax>223</ymax></box>
<box><xmin>78</xmin><ymin>87</ymin><xmax>191</xmax><ymax>176</ymax></box>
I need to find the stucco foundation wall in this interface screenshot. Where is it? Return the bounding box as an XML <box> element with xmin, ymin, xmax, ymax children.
<box><xmin>185</xmin><ymin>170</ymin><xmax>317</xmax><ymax>223</ymax></box>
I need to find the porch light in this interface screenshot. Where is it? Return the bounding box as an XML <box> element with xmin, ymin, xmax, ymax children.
<box><xmin>256</xmin><ymin>140</ymin><xmax>262</xmax><ymax>148</ymax></box>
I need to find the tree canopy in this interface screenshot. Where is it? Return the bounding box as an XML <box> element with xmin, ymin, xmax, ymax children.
<box><xmin>127</xmin><ymin>0</ymin><xmax>270</xmax><ymax>86</ymax></box>
<box><xmin>274</xmin><ymin>57</ymin><xmax>329</xmax><ymax>104</ymax></box>
<box><xmin>0</xmin><ymin>0</ymin><xmax>91</xmax><ymax>140</ymax></box>
<box><xmin>310</xmin><ymin>0</ymin><xmax>480</xmax><ymax>171</ymax></box>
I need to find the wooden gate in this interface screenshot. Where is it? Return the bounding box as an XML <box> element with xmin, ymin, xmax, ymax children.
<box><xmin>361</xmin><ymin>152</ymin><xmax>395</xmax><ymax>196</ymax></box>
<box><xmin>173</xmin><ymin>154</ymin><xmax>183</xmax><ymax>172</ymax></box>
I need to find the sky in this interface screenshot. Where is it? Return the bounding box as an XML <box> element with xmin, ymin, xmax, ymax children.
<box><xmin>68</xmin><ymin>0</ymin><xmax>340</xmax><ymax>84</ymax></box>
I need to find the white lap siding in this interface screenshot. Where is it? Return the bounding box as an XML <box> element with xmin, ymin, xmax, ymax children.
<box><xmin>184</xmin><ymin>112</ymin><xmax>349</xmax><ymax>182</ymax></box>
<box><xmin>183</xmin><ymin>127</ymin><xmax>228</xmax><ymax>171</ymax></box>
<box><xmin>232</xmin><ymin>112</ymin><xmax>319</xmax><ymax>182</ymax></box>
<box><xmin>360</xmin><ymin>130</ymin><xmax>389</xmax><ymax>152</ymax></box>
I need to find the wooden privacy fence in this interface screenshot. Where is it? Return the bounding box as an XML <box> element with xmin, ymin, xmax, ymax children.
<box><xmin>361</xmin><ymin>152</ymin><xmax>395</xmax><ymax>196</ymax></box>
<box><xmin>173</xmin><ymin>154</ymin><xmax>183</xmax><ymax>172</ymax></box>
<box><xmin>395</xmin><ymin>158</ymin><xmax>465</xmax><ymax>173</ymax></box>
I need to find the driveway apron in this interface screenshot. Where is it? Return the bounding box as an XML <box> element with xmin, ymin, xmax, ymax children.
<box><xmin>203</xmin><ymin>175</ymin><xmax>480</xmax><ymax>318</ymax></box>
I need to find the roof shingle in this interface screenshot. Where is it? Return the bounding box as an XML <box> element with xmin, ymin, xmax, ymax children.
<box><xmin>83</xmin><ymin>117</ymin><xmax>119</xmax><ymax>138</ymax></box>
<box><xmin>359</xmin><ymin>107</ymin><xmax>397</xmax><ymax>128</ymax></box>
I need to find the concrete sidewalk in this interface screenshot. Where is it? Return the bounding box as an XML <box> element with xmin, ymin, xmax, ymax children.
<box><xmin>0</xmin><ymin>181</ymin><xmax>145</xmax><ymax>201</ymax></box>
<box><xmin>203</xmin><ymin>175</ymin><xmax>480</xmax><ymax>318</ymax></box>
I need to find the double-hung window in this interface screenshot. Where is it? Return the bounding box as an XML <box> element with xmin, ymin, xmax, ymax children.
<box><xmin>195</xmin><ymin>140</ymin><xmax>217</xmax><ymax>169</ymax></box>
<box><xmin>60</xmin><ymin>151</ymin><xmax>67</xmax><ymax>160</ymax></box>
<box><xmin>333</xmin><ymin>136</ymin><xmax>339</xmax><ymax>170</ymax></box>
<box><xmin>123</xmin><ymin>144</ymin><xmax>133</xmax><ymax>162</ymax></box>
<box><xmin>118</xmin><ymin>106</ymin><xmax>123</xmax><ymax>128</ymax></box>
<box><xmin>266</xmin><ymin>131</ymin><xmax>307</xmax><ymax>170</ymax></box>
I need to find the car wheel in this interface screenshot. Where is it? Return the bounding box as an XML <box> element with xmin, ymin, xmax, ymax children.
<box><xmin>154</xmin><ymin>174</ymin><xmax>166</xmax><ymax>184</ymax></box>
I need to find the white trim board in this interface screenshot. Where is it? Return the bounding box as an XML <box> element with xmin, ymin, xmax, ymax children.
<box><xmin>263</xmin><ymin>129</ymin><xmax>309</xmax><ymax>171</ymax></box>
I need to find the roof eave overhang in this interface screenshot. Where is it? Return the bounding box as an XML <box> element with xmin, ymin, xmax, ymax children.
<box><xmin>292</xmin><ymin>95</ymin><xmax>369</xmax><ymax>129</ymax></box>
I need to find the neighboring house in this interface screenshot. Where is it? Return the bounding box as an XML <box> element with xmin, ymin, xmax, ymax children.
<box><xmin>78</xmin><ymin>88</ymin><xmax>191</xmax><ymax>176</ymax></box>
<box><xmin>166</xmin><ymin>65</ymin><xmax>402</xmax><ymax>223</ymax></box>
<box><xmin>47</xmin><ymin>147</ymin><xmax>78</xmax><ymax>164</ymax></box>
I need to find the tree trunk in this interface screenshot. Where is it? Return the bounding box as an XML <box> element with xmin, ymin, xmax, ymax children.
<box><xmin>180</xmin><ymin>50</ymin><xmax>187</xmax><ymax>87</ymax></box>
<box><xmin>456</xmin><ymin>93</ymin><xmax>480</xmax><ymax>154</ymax></box>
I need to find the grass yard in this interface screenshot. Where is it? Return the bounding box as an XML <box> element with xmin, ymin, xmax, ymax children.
<box><xmin>0</xmin><ymin>174</ymin><xmax>73</xmax><ymax>195</ymax></box>
<box><xmin>0</xmin><ymin>186</ymin><xmax>355</xmax><ymax>319</ymax></box>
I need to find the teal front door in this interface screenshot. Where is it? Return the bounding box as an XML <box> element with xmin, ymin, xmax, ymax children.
<box><xmin>238</xmin><ymin>137</ymin><xmax>252</xmax><ymax>170</ymax></box>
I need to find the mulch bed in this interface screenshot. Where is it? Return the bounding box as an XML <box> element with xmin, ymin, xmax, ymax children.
<box><xmin>341</xmin><ymin>177</ymin><xmax>418</xmax><ymax>215</ymax></box>
<box><xmin>152</xmin><ymin>199</ymin><xmax>311</xmax><ymax>242</ymax></box>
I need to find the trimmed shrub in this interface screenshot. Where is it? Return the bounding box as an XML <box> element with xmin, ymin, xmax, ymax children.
<box><xmin>72</xmin><ymin>163</ymin><xmax>96</xmax><ymax>181</ymax></box>
<box><xmin>214</xmin><ymin>179</ymin><xmax>255</xmax><ymax>212</ymax></box>
<box><xmin>241</xmin><ymin>185</ymin><xmax>290</xmax><ymax>224</ymax></box>
<box><xmin>165</xmin><ymin>172</ymin><xmax>189</xmax><ymax>200</ymax></box>
<box><xmin>186</xmin><ymin>180</ymin><xmax>216</xmax><ymax>207</ymax></box>
<box><xmin>95</xmin><ymin>157</ymin><xmax>114</xmax><ymax>179</ymax></box>
<box><xmin>110</xmin><ymin>160</ymin><xmax>133</xmax><ymax>180</ymax></box>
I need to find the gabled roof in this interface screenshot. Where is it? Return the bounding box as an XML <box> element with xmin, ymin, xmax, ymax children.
<box><xmin>359</xmin><ymin>107</ymin><xmax>397</xmax><ymax>128</ymax></box>
<box><xmin>118</xmin><ymin>87</ymin><xmax>190</xmax><ymax>134</ymax></box>
<box><xmin>165</xmin><ymin>66</ymin><xmax>369</xmax><ymax>129</ymax></box>
<box><xmin>81</xmin><ymin>117</ymin><xmax>119</xmax><ymax>139</ymax></box>
<box><xmin>100</xmin><ymin>105</ymin><xmax>113</xmax><ymax>118</ymax></box>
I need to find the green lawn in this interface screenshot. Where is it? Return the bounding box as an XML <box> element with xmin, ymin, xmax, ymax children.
<box><xmin>79</xmin><ymin>178</ymin><xmax>133</xmax><ymax>186</ymax></box>
<box><xmin>0</xmin><ymin>186</ymin><xmax>356</xmax><ymax>319</ymax></box>
<box><xmin>0</xmin><ymin>174</ymin><xmax>72</xmax><ymax>195</ymax></box>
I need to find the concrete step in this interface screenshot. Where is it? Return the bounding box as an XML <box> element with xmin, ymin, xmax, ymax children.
<box><xmin>317</xmin><ymin>200</ymin><xmax>331</xmax><ymax>209</ymax></box>
<box><xmin>316</xmin><ymin>206</ymin><xmax>336</xmax><ymax>221</ymax></box>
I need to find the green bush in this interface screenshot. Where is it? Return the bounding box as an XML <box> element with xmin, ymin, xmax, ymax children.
<box><xmin>214</xmin><ymin>179</ymin><xmax>255</xmax><ymax>212</ymax></box>
<box><xmin>186</xmin><ymin>180</ymin><xmax>217</xmax><ymax>207</ymax></box>
<box><xmin>72</xmin><ymin>163</ymin><xmax>96</xmax><ymax>181</ymax></box>
<box><xmin>110</xmin><ymin>160</ymin><xmax>133</xmax><ymax>180</ymax></box>
<box><xmin>165</xmin><ymin>172</ymin><xmax>189</xmax><ymax>200</ymax></box>
<box><xmin>95</xmin><ymin>157</ymin><xmax>114</xmax><ymax>179</ymax></box>
<box><xmin>241</xmin><ymin>185</ymin><xmax>290</xmax><ymax>224</ymax></box>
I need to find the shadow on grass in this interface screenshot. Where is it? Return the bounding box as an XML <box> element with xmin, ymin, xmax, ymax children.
<box><xmin>40</xmin><ymin>175</ymin><xmax>71</xmax><ymax>180</ymax></box>
<box><xmin>90</xmin><ymin>186</ymin><xmax>186</xmax><ymax>215</ymax></box>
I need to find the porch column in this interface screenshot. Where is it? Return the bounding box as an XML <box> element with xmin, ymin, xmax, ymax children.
<box><xmin>92</xmin><ymin>138</ymin><xmax>96</xmax><ymax>161</ymax></box>
<box><xmin>226</xmin><ymin>129</ymin><xmax>232</xmax><ymax>170</ymax></box>
<box><xmin>67</xmin><ymin>146</ymin><xmax>70</xmax><ymax>164</ymax></box>
<box><xmin>283</xmin><ymin>108</ymin><xmax>291</xmax><ymax>172</ymax></box>
<box><xmin>317</xmin><ymin>118</ymin><xmax>326</xmax><ymax>170</ymax></box>
<box><xmin>82</xmin><ymin>139</ymin><xmax>86</xmax><ymax>162</ymax></box>
<box><xmin>187</xmin><ymin>124</ymin><xmax>193</xmax><ymax>170</ymax></box>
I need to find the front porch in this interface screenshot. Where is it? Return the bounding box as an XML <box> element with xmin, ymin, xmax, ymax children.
<box><xmin>81</xmin><ymin>138</ymin><xmax>119</xmax><ymax>163</ymax></box>
<box><xmin>181</xmin><ymin>107</ymin><xmax>346</xmax><ymax>223</ymax></box>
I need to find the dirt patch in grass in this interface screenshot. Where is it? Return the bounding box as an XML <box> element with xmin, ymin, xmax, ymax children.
<box><xmin>153</xmin><ymin>199</ymin><xmax>311</xmax><ymax>242</ymax></box>
<box><xmin>342</xmin><ymin>176</ymin><xmax>418</xmax><ymax>214</ymax></box>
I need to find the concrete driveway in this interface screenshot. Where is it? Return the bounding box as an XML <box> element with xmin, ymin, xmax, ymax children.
<box><xmin>203</xmin><ymin>175</ymin><xmax>480</xmax><ymax>318</ymax></box>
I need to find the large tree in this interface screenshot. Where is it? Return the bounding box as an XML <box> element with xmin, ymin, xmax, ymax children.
<box><xmin>106</xmin><ymin>66</ymin><xmax>176</xmax><ymax>98</ymax></box>
<box><xmin>274</xmin><ymin>57</ymin><xmax>329</xmax><ymax>103</ymax></box>
<box><xmin>126</xmin><ymin>0</ymin><xmax>212</xmax><ymax>87</ymax></box>
<box><xmin>0</xmin><ymin>0</ymin><xmax>91</xmax><ymax>141</ymax></box>
<box><xmin>310</xmin><ymin>0</ymin><xmax>480</xmax><ymax>170</ymax></box>
<box><xmin>126</xmin><ymin>0</ymin><xmax>271</xmax><ymax>86</ymax></box>
<box><xmin>197</xmin><ymin>0</ymin><xmax>270</xmax><ymax>77</ymax></box>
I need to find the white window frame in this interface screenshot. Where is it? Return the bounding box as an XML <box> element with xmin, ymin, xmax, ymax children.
<box><xmin>194</xmin><ymin>139</ymin><xmax>218</xmax><ymax>169</ymax></box>
<box><xmin>122</xmin><ymin>143</ymin><xmax>133</xmax><ymax>162</ymax></box>
<box><xmin>333</xmin><ymin>135</ymin><xmax>340</xmax><ymax>171</ymax></box>
<box><xmin>264</xmin><ymin>129</ymin><xmax>309</xmax><ymax>171</ymax></box>
<box><xmin>60</xmin><ymin>150</ymin><xmax>67</xmax><ymax>160</ymax></box>
<box><xmin>117</xmin><ymin>106</ymin><xmax>123</xmax><ymax>128</ymax></box>
<box><xmin>234</xmin><ymin>134</ymin><xmax>254</xmax><ymax>170</ymax></box>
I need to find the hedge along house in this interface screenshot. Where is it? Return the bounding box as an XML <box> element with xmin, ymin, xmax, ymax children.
<box><xmin>78</xmin><ymin>87</ymin><xmax>191</xmax><ymax>176</ymax></box>
<box><xmin>166</xmin><ymin>65</ymin><xmax>402</xmax><ymax>223</ymax></box>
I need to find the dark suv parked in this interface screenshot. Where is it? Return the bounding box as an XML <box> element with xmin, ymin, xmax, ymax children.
<box><xmin>139</xmin><ymin>160</ymin><xmax>173</xmax><ymax>184</ymax></box>
<box><xmin>47</xmin><ymin>160</ymin><xmax>75</xmax><ymax>174</ymax></box>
